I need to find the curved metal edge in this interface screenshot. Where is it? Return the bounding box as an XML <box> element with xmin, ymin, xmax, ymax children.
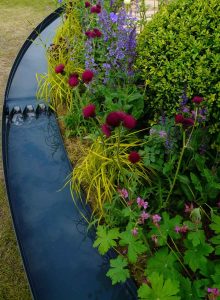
<box><xmin>1</xmin><ymin>6</ymin><xmax>138</xmax><ymax>299</ymax></box>
<box><xmin>1</xmin><ymin>8</ymin><xmax>63</xmax><ymax>300</ymax></box>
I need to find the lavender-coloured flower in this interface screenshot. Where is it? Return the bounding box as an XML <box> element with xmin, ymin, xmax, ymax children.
<box><xmin>159</xmin><ymin>130</ymin><xmax>167</xmax><ymax>138</ymax></box>
<box><xmin>137</xmin><ymin>197</ymin><xmax>148</xmax><ymax>209</ymax></box>
<box><xmin>131</xmin><ymin>228</ymin><xmax>138</xmax><ymax>236</ymax></box>
<box><xmin>152</xmin><ymin>214</ymin><xmax>161</xmax><ymax>224</ymax></box>
<box><xmin>118</xmin><ymin>188</ymin><xmax>129</xmax><ymax>199</ymax></box>
<box><xmin>110</xmin><ymin>12</ymin><xmax>118</xmax><ymax>23</ymax></box>
<box><xmin>140</xmin><ymin>211</ymin><xmax>150</xmax><ymax>223</ymax></box>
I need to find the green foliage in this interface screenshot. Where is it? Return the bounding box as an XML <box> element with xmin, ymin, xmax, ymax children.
<box><xmin>183</xmin><ymin>240</ymin><xmax>213</xmax><ymax>272</ymax></box>
<box><xmin>138</xmin><ymin>272</ymin><xmax>180</xmax><ymax>300</ymax></box>
<box><xmin>119</xmin><ymin>230</ymin><xmax>148</xmax><ymax>263</ymax></box>
<box><xmin>210</xmin><ymin>214</ymin><xmax>220</xmax><ymax>255</ymax></box>
<box><xmin>93</xmin><ymin>226</ymin><xmax>119</xmax><ymax>255</ymax></box>
<box><xmin>211</xmin><ymin>264</ymin><xmax>220</xmax><ymax>288</ymax></box>
<box><xmin>106</xmin><ymin>256</ymin><xmax>130</xmax><ymax>285</ymax></box>
<box><xmin>136</xmin><ymin>0</ymin><xmax>220</xmax><ymax>132</ymax></box>
<box><xmin>145</xmin><ymin>248</ymin><xmax>180</xmax><ymax>280</ymax></box>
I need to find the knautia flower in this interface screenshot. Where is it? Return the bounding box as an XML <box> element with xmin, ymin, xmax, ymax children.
<box><xmin>118</xmin><ymin>188</ymin><xmax>129</xmax><ymax>199</ymax></box>
<box><xmin>55</xmin><ymin>63</ymin><xmax>65</xmax><ymax>74</ymax></box>
<box><xmin>82</xmin><ymin>69</ymin><xmax>94</xmax><ymax>83</ymax></box>
<box><xmin>123</xmin><ymin>114</ymin><xmax>137</xmax><ymax>129</ymax></box>
<box><xmin>82</xmin><ymin>104</ymin><xmax>96</xmax><ymax>118</ymax></box>
<box><xmin>128</xmin><ymin>151</ymin><xmax>141</xmax><ymax>163</ymax></box>
<box><xmin>106</xmin><ymin>111</ymin><xmax>124</xmax><ymax>127</ymax></box>
<box><xmin>85</xmin><ymin>1</ymin><xmax>91</xmax><ymax>7</ymax></box>
<box><xmin>68</xmin><ymin>75</ymin><xmax>79</xmax><ymax>87</ymax></box>
<box><xmin>192</xmin><ymin>96</ymin><xmax>203</xmax><ymax>104</ymax></box>
<box><xmin>101</xmin><ymin>123</ymin><xmax>112</xmax><ymax>137</ymax></box>
<box><xmin>175</xmin><ymin>114</ymin><xmax>184</xmax><ymax>124</ymax></box>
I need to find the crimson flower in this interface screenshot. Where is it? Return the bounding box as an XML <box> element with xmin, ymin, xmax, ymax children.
<box><xmin>82</xmin><ymin>104</ymin><xmax>96</xmax><ymax>118</ymax></box>
<box><xmin>123</xmin><ymin>114</ymin><xmax>137</xmax><ymax>129</ymax></box>
<box><xmin>93</xmin><ymin>28</ymin><xmax>102</xmax><ymax>37</ymax></box>
<box><xmin>85</xmin><ymin>31</ymin><xmax>96</xmax><ymax>38</ymax></box>
<box><xmin>85</xmin><ymin>1</ymin><xmax>91</xmax><ymax>7</ymax></box>
<box><xmin>128</xmin><ymin>151</ymin><xmax>141</xmax><ymax>164</ymax></box>
<box><xmin>101</xmin><ymin>123</ymin><xmax>112</xmax><ymax>137</ymax></box>
<box><xmin>182</xmin><ymin>118</ymin><xmax>194</xmax><ymax>127</ymax></box>
<box><xmin>106</xmin><ymin>112</ymin><xmax>122</xmax><ymax>127</ymax></box>
<box><xmin>192</xmin><ymin>96</ymin><xmax>203</xmax><ymax>104</ymax></box>
<box><xmin>82</xmin><ymin>69</ymin><xmax>94</xmax><ymax>83</ymax></box>
<box><xmin>91</xmin><ymin>4</ymin><xmax>101</xmax><ymax>13</ymax></box>
<box><xmin>55</xmin><ymin>63</ymin><xmax>65</xmax><ymax>74</ymax></box>
<box><xmin>68</xmin><ymin>74</ymin><xmax>79</xmax><ymax>87</ymax></box>
<box><xmin>175</xmin><ymin>114</ymin><xmax>184</xmax><ymax>124</ymax></box>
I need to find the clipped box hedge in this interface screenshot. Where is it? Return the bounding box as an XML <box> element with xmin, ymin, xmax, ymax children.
<box><xmin>136</xmin><ymin>0</ymin><xmax>220</xmax><ymax>133</ymax></box>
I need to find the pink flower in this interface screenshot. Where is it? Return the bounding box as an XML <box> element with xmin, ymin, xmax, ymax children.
<box><xmin>175</xmin><ymin>114</ymin><xmax>184</xmax><ymax>124</ymax></box>
<box><xmin>192</xmin><ymin>96</ymin><xmax>203</xmax><ymax>104</ymax></box>
<box><xmin>136</xmin><ymin>197</ymin><xmax>148</xmax><ymax>209</ymax></box>
<box><xmin>152</xmin><ymin>214</ymin><xmax>161</xmax><ymax>224</ymax></box>
<box><xmin>180</xmin><ymin>225</ymin><xmax>188</xmax><ymax>234</ymax></box>
<box><xmin>131</xmin><ymin>228</ymin><xmax>138</xmax><ymax>236</ymax></box>
<box><xmin>68</xmin><ymin>75</ymin><xmax>79</xmax><ymax>87</ymax></box>
<box><xmin>184</xmin><ymin>203</ymin><xmax>194</xmax><ymax>213</ymax></box>
<box><xmin>82</xmin><ymin>104</ymin><xmax>96</xmax><ymax>118</ymax></box>
<box><xmin>55</xmin><ymin>63</ymin><xmax>65</xmax><ymax>74</ymax></box>
<box><xmin>82</xmin><ymin>69</ymin><xmax>94</xmax><ymax>83</ymax></box>
<box><xmin>207</xmin><ymin>288</ymin><xmax>220</xmax><ymax>297</ymax></box>
<box><xmin>118</xmin><ymin>188</ymin><xmax>129</xmax><ymax>199</ymax></box>
<box><xmin>85</xmin><ymin>1</ymin><xmax>91</xmax><ymax>7</ymax></box>
<box><xmin>175</xmin><ymin>226</ymin><xmax>181</xmax><ymax>233</ymax></box>
<box><xmin>101</xmin><ymin>123</ymin><xmax>112</xmax><ymax>137</ymax></box>
<box><xmin>128</xmin><ymin>151</ymin><xmax>141</xmax><ymax>164</ymax></box>
<box><xmin>140</xmin><ymin>211</ymin><xmax>150</xmax><ymax>223</ymax></box>
<box><xmin>123</xmin><ymin>114</ymin><xmax>137</xmax><ymax>129</ymax></box>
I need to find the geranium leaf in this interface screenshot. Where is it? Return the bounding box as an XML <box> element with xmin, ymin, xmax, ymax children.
<box><xmin>106</xmin><ymin>256</ymin><xmax>130</xmax><ymax>285</ymax></box>
<box><xmin>138</xmin><ymin>272</ymin><xmax>180</xmax><ymax>300</ymax></box>
<box><xmin>93</xmin><ymin>225</ymin><xmax>119</xmax><ymax>255</ymax></box>
<box><xmin>119</xmin><ymin>230</ymin><xmax>147</xmax><ymax>263</ymax></box>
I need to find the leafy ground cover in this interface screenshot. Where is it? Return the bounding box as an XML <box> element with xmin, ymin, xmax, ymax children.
<box><xmin>0</xmin><ymin>1</ymin><xmax>53</xmax><ymax>298</ymax></box>
<box><xmin>38</xmin><ymin>0</ymin><xmax>220</xmax><ymax>299</ymax></box>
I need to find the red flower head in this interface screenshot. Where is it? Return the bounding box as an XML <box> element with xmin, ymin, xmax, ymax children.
<box><xmin>82</xmin><ymin>104</ymin><xmax>96</xmax><ymax>119</ymax></box>
<box><xmin>85</xmin><ymin>1</ymin><xmax>91</xmax><ymax>7</ymax></box>
<box><xmin>101</xmin><ymin>123</ymin><xmax>112</xmax><ymax>137</ymax></box>
<box><xmin>55</xmin><ymin>63</ymin><xmax>65</xmax><ymax>74</ymax></box>
<box><xmin>175</xmin><ymin>114</ymin><xmax>184</xmax><ymax>124</ymax></box>
<box><xmin>82</xmin><ymin>69</ymin><xmax>94</xmax><ymax>84</ymax></box>
<box><xmin>192</xmin><ymin>96</ymin><xmax>203</xmax><ymax>104</ymax></box>
<box><xmin>128</xmin><ymin>151</ymin><xmax>141</xmax><ymax>164</ymax></box>
<box><xmin>106</xmin><ymin>112</ymin><xmax>123</xmax><ymax>127</ymax></box>
<box><xmin>93</xmin><ymin>28</ymin><xmax>102</xmax><ymax>38</ymax></box>
<box><xmin>123</xmin><ymin>114</ymin><xmax>137</xmax><ymax>129</ymax></box>
<box><xmin>68</xmin><ymin>75</ymin><xmax>79</xmax><ymax>87</ymax></box>
<box><xmin>182</xmin><ymin>118</ymin><xmax>194</xmax><ymax>127</ymax></box>
<box><xmin>85</xmin><ymin>31</ymin><xmax>96</xmax><ymax>38</ymax></box>
<box><xmin>91</xmin><ymin>4</ymin><xmax>101</xmax><ymax>13</ymax></box>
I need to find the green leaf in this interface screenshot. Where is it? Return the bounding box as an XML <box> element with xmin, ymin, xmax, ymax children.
<box><xmin>138</xmin><ymin>272</ymin><xmax>180</xmax><ymax>300</ymax></box>
<box><xmin>146</xmin><ymin>247</ymin><xmax>180</xmax><ymax>279</ymax></box>
<box><xmin>184</xmin><ymin>240</ymin><xmax>213</xmax><ymax>272</ymax></box>
<box><xmin>93</xmin><ymin>226</ymin><xmax>119</xmax><ymax>255</ymax></box>
<box><xmin>210</xmin><ymin>214</ymin><xmax>220</xmax><ymax>255</ymax></box>
<box><xmin>119</xmin><ymin>230</ymin><xmax>147</xmax><ymax>263</ymax></box>
<box><xmin>190</xmin><ymin>173</ymin><xmax>203</xmax><ymax>193</ymax></box>
<box><xmin>211</xmin><ymin>264</ymin><xmax>220</xmax><ymax>288</ymax></box>
<box><xmin>187</xmin><ymin>230</ymin><xmax>206</xmax><ymax>247</ymax></box>
<box><xmin>106</xmin><ymin>256</ymin><xmax>130</xmax><ymax>285</ymax></box>
<box><xmin>148</xmin><ymin>212</ymin><xmax>182</xmax><ymax>246</ymax></box>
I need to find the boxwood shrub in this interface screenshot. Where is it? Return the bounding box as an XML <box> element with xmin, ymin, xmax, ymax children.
<box><xmin>136</xmin><ymin>0</ymin><xmax>220</xmax><ymax>133</ymax></box>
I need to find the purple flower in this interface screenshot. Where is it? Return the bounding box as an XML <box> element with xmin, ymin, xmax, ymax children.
<box><xmin>207</xmin><ymin>288</ymin><xmax>220</xmax><ymax>297</ymax></box>
<box><xmin>131</xmin><ymin>228</ymin><xmax>138</xmax><ymax>236</ymax></box>
<box><xmin>110</xmin><ymin>12</ymin><xmax>118</xmax><ymax>23</ymax></box>
<box><xmin>118</xmin><ymin>188</ymin><xmax>129</xmax><ymax>199</ymax></box>
<box><xmin>137</xmin><ymin>197</ymin><xmax>148</xmax><ymax>209</ymax></box>
<box><xmin>140</xmin><ymin>211</ymin><xmax>150</xmax><ymax>223</ymax></box>
<box><xmin>159</xmin><ymin>130</ymin><xmax>167</xmax><ymax>138</ymax></box>
<box><xmin>175</xmin><ymin>226</ymin><xmax>181</xmax><ymax>233</ymax></box>
<box><xmin>152</xmin><ymin>214</ymin><xmax>161</xmax><ymax>224</ymax></box>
